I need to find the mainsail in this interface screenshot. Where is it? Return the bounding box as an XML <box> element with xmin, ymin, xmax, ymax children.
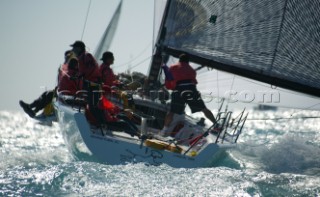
<box><xmin>149</xmin><ymin>0</ymin><xmax>320</xmax><ymax>98</ymax></box>
<box><xmin>94</xmin><ymin>0</ymin><xmax>123</xmax><ymax>61</ymax></box>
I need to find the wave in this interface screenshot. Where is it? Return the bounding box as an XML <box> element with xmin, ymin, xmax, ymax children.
<box><xmin>1</xmin><ymin>110</ymin><xmax>320</xmax><ymax>196</ymax></box>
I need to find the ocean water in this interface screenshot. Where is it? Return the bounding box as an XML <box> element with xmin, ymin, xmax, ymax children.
<box><xmin>0</xmin><ymin>109</ymin><xmax>320</xmax><ymax>196</ymax></box>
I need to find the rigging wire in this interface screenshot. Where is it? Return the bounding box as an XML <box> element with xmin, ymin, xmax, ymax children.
<box><xmin>81</xmin><ymin>0</ymin><xmax>92</xmax><ymax>40</ymax></box>
<box><xmin>130</xmin><ymin>55</ymin><xmax>152</xmax><ymax>69</ymax></box>
<box><xmin>114</xmin><ymin>55</ymin><xmax>152</xmax><ymax>73</ymax></box>
<box><xmin>116</xmin><ymin>42</ymin><xmax>152</xmax><ymax>68</ymax></box>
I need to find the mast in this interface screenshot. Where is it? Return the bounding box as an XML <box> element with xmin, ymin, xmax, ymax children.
<box><xmin>146</xmin><ymin>0</ymin><xmax>172</xmax><ymax>91</ymax></box>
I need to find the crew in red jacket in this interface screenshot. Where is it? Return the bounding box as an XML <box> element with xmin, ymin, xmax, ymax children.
<box><xmin>58</xmin><ymin>50</ymin><xmax>73</xmax><ymax>83</ymax></box>
<box><xmin>58</xmin><ymin>57</ymin><xmax>82</xmax><ymax>95</ymax></box>
<box><xmin>164</xmin><ymin>58</ymin><xmax>197</xmax><ymax>90</ymax></box>
<box><xmin>99</xmin><ymin>51</ymin><xmax>117</xmax><ymax>87</ymax></box>
<box><xmin>70</xmin><ymin>40</ymin><xmax>101</xmax><ymax>83</ymax></box>
<box><xmin>161</xmin><ymin>54</ymin><xmax>217</xmax><ymax>136</ymax></box>
<box><xmin>70</xmin><ymin>41</ymin><xmax>101</xmax><ymax>108</ymax></box>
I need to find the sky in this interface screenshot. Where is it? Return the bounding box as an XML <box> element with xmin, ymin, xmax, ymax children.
<box><xmin>0</xmin><ymin>0</ymin><xmax>155</xmax><ymax>110</ymax></box>
<box><xmin>0</xmin><ymin>0</ymin><xmax>319</xmax><ymax>112</ymax></box>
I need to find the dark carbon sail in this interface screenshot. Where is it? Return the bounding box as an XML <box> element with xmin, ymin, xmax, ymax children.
<box><xmin>150</xmin><ymin>0</ymin><xmax>320</xmax><ymax>97</ymax></box>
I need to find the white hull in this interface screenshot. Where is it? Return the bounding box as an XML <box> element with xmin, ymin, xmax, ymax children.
<box><xmin>54</xmin><ymin>100</ymin><xmax>239</xmax><ymax>168</ymax></box>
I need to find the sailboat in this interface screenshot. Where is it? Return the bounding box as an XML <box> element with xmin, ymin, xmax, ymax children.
<box><xmin>93</xmin><ymin>0</ymin><xmax>122</xmax><ymax>62</ymax></box>
<box><xmin>54</xmin><ymin>0</ymin><xmax>320</xmax><ymax>168</ymax></box>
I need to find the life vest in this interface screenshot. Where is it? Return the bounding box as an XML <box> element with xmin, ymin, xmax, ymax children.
<box><xmin>99</xmin><ymin>63</ymin><xmax>117</xmax><ymax>87</ymax></box>
<box><xmin>98</xmin><ymin>96</ymin><xmax>120</xmax><ymax>122</ymax></box>
<box><xmin>58</xmin><ymin>69</ymin><xmax>82</xmax><ymax>95</ymax></box>
<box><xmin>120</xmin><ymin>91</ymin><xmax>130</xmax><ymax>109</ymax></box>
<box><xmin>43</xmin><ymin>89</ymin><xmax>57</xmax><ymax>116</ymax></box>
<box><xmin>43</xmin><ymin>103</ymin><xmax>54</xmax><ymax>116</ymax></box>
<box><xmin>84</xmin><ymin>100</ymin><xmax>120</xmax><ymax>125</ymax></box>
<box><xmin>58</xmin><ymin>63</ymin><xmax>69</xmax><ymax>82</ymax></box>
<box><xmin>166</xmin><ymin>62</ymin><xmax>198</xmax><ymax>90</ymax></box>
<box><xmin>108</xmin><ymin>90</ymin><xmax>134</xmax><ymax>110</ymax></box>
<box><xmin>58</xmin><ymin>52</ymin><xmax>77</xmax><ymax>81</ymax></box>
<box><xmin>78</xmin><ymin>52</ymin><xmax>101</xmax><ymax>82</ymax></box>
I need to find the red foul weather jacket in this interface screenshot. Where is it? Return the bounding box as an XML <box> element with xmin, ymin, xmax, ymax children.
<box><xmin>165</xmin><ymin>62</ymin><xmax>198</xmax><ymax>90</ymax></box>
